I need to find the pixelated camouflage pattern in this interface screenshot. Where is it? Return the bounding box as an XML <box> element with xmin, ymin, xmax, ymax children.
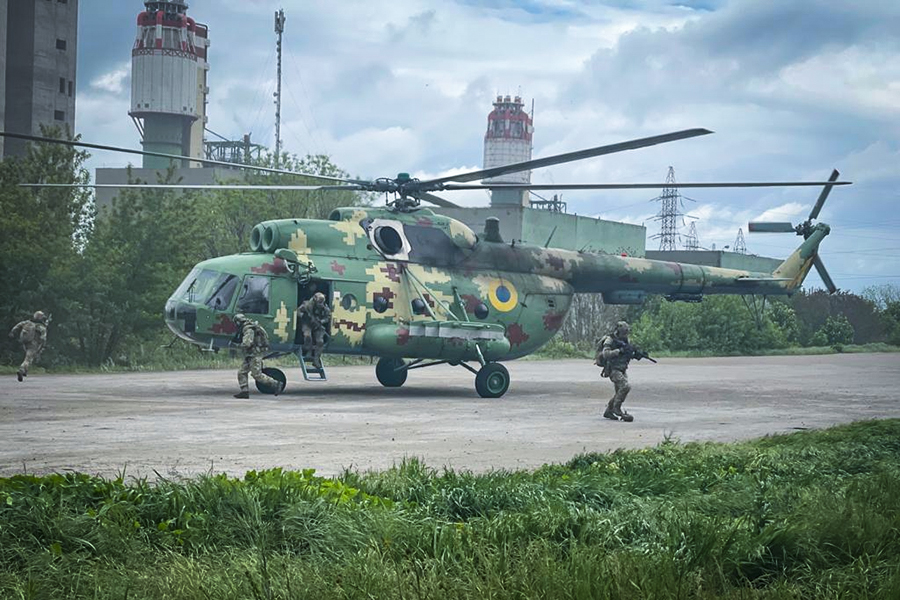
<box><xmin>9</xmin><ymin>319</ymin><xmax>47</xmax><ymax>376</ymax></box>
<box><xmin>164</xmin><ymin>207</ymin><xmax>829</xmax><ymax>363</ymax></box>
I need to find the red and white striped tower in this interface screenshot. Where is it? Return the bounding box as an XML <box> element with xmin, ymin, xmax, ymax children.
<box><xmin>482</xmin><ymin>95</ymin><xmax>533</xmax><ymax>207</ymax></box>
<box><xmin>129</xmin><ymin>0</ymin><xmax>208</xmax><ymax>168</ymax></box>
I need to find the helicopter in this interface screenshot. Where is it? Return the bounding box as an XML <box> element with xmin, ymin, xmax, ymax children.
<box><xmin>2</xmin><ymin>128</ymin><xmax>848</xmax><ymax>398</ymax></box>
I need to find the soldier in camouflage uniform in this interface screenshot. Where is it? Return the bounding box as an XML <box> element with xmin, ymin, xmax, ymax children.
<box><xmin>9</xmin><ymin>311</ymin><xmax>49</xmax><ymax>382</ymax></box>
<box><xmin>298</xmin><ymin>292</ymin><xmax>331</xmax><ymax>361</ymax></box>
<box><xmin>232</xmin><ymin>313</ymin><xmax>283</xmax><ymax>399</ymax></box>
<box><xmin>595</xmin><ymin>320</ymin><xmax>635</xmax><ymax>422</ymax></box>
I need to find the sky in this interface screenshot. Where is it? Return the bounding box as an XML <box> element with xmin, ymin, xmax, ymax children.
<box><xmin>74</xmin><ymin>0</ymin><xmax>900</xmax><ymax>293</ymax></box>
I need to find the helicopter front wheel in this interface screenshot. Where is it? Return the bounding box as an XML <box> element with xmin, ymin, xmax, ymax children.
<box><xmin>256</xmin><ymin>367</ymin><xmax>286</xmax><ymax>395</ymax></box>
<box><xmin>376</xmin><ymin>357</ymin><xmax>408</xmax><ymax>387</ymax></box>
<box><xmin>475</xmin><ymin>363</ymin><xmax>509</xmax><ymax>399</ymax></box>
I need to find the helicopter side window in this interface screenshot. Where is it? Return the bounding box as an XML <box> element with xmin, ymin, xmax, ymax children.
<box><xmin>205</xmin><ymin>274</ymin><xmax>239</xmax><ymax>311</ymax></box>
<box><xmin>236</xmin><ymin>275</ymin><xmax>270</xmax><ymax>315</ymax></box>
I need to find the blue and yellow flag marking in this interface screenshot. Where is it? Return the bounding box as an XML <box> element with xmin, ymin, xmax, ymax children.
<box><xmin>489</xmin><ymin>279</ymin><xmax>518</xmax><ymax>312</ymax></box>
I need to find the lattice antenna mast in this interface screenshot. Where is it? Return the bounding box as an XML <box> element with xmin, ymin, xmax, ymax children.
<box><xmin>733</xmin><ymin>228</ymin><xmax>747</xmax><ymax>254</ymax></box>
<box><xmin>683</xmin><ymin>222</ymin><xmax>700</xmax><ymax>250</ymax></box>
<box><xmin>651</xmin><ymin>166</ymin><xmax>684</xmax><ymax>251</ymax></box>
<box><xmin>274</xmin><ymin>9</ymin><xmax>286</xmax><ymax>168</ymax></box>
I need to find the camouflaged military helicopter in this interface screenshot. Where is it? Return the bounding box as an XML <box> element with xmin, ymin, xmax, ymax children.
<box><xmin>3</xmin><ymin>128</ymin><xmax>848</xmax><ymax>398</ymax></box>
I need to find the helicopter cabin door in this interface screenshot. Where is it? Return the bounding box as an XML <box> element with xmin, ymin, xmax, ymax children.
<box><xmin>295</xmin><ymin>279</ymin><xmax>333</xmax><ymax>348</ymax></box>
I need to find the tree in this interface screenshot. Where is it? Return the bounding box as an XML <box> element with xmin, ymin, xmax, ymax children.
<box><xmin>196</xmin><ymin>152</ymin><xmax>368</xmax><ymax>258</ymax></box>
<box><xmin>0</xmin><ymin>128</ymin><xmax>92</xmax><ymax>366</ymax></box>
<box><xmin>810</xmin><ymin>314</ymin><xmax>855</xmax><ymax>347</ymax></box>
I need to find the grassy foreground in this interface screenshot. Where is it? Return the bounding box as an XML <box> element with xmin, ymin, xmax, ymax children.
<box><xmin>2</xmin><ymin>421</ymin><xmax>899</xmax><ymax>599</ymax></box>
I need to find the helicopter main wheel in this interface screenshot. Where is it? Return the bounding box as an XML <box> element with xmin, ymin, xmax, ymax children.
<box><xmin>475</xmin><ymin>362</ymin><xmax>510</xmax><ymax>399</ymax></box>
<box><xmin>376</xmin><ymin>357</ymin><xmax>408</xmax><ymax>387</ymax></box>
<box><xmin>256</xmin><ymin>367</ymin><xmax>286</xmax><ymax>395</ymax></box>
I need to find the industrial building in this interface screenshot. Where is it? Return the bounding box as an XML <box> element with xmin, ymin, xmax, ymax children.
<box><xmin>435</xmin><ymin>96</ymin><xmax>782</xmax><ymax>272</ymax></box>
<box><xmin>97</xmin><ymin>0</ymin><xmax>219</xmax><ymax>208</ymax></box>
<box><xmin>0</xmin><ymin>0</ymin><xmax>78</xmax><ymax>159</ymax></box>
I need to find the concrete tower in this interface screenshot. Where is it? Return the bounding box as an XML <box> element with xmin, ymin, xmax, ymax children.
<box><xmin>483</xmin><ymin>95</ymin><xmax>533</xmax><ymax>207</ymax></box>
<box><xmin>130</xmin><ymin>1</ymin><xmax>209</xmax><ymax>168</ymax></box>
<box><xmin>1</xmin><ymin>0</ymin><xmax>79</xmax><ymax>159</ymax></box>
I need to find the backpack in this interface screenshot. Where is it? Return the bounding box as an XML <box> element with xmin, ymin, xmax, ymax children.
<box><xmin>594</xmin><ymin>335</ymin><xmax>612</xmax><ymax>367</ymax></box>
<box><xmin>17</xmin><ymin>321</ymin><xmax>36</xmax><ymax>345</ymax></box>
<box><xmin>251</xmin><ymin>323</ymin><xmax>269</xmax><ymax>348</ymax></box>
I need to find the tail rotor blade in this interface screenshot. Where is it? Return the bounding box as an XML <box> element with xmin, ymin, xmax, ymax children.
<box><xmin>748</xmin><ymin>222</ymin><xmax>796</xmax><ymax>233</ymax></box>
<box><xmin>813</xmin><ymin>254</ymin><xmax>837</xmax><ymax>294</ymax></box>
<box><xmin>809</xmin><ymin>169</ymin><xmax>840</xmax><ymax>220</ymax></box>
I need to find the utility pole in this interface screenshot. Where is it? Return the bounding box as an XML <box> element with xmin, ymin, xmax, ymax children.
<box><xmin>274</xmin><ymin>8</ymin><xmax>285</xmax><ymax>168</ymax></box>
<box><xmin>684</xmin><ymin>222</ymin><xmax>700</xmax><ymax>250</ymax></box>
<box><xmin>733</xmin><ymin>228</ymin><xmax>747</xmax><ymax>254</ymax></box>
<box><xmin>651</xmin><ymin>166</ymin><xmax>684</xmax><ymax>251</ymax></box>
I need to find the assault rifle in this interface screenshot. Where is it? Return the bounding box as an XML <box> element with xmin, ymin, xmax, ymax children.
<box><xmin>614</xmin><ymin>339</ymin><xmax>657</xmax><ymax>364</ymax></box>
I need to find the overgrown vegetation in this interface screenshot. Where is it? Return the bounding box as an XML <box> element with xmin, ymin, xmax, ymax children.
<box><xmin>1</xmin><ymin>420</ymin><xmax>898</xmax><ymax>598</ymax></box>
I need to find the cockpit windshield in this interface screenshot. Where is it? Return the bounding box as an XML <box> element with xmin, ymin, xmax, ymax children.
<box><xmin>172</xmin><ymin>268</ymin><xmax>232</xmax><ymax>307</ymax></box>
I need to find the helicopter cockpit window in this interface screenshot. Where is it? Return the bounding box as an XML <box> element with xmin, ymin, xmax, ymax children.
<box><xmin>173</xmin><ymin>268</ymin><xmax>220</xmax><ymax>304</ymax></box>
<box><xmin>374</xmin><ymin>226</ymin><xmax>404</xmax><ymax>255</ymax></box>
<box><xmin>205</xmin><ymin>274</ymin><xmax>239</xmax><ymax>311</ymax></box>
<box><xmin>236</xmin><ymin>275</ymin><xmax>270</xmax><ymax>315</ymax></box>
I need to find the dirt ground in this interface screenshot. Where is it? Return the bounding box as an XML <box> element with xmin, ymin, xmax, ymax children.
<box><xmin>1</xmin><ymin>353</ymin><xmax>898</xmax><ymax>478</ymax></box>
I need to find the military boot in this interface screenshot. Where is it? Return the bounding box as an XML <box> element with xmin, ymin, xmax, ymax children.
<box><xmin>16</xmin><ymin>371</ymin><xmax>24</xmax><ymax>382</ymax></box>
<box><xmin>233</xmin><ymin>390</ymin><xmax>250</xmax><ymax>399</ymax></box>
<box><xmin>613</xmin><ymin>403</ymin><xmax>634</xmax><ymax>422</ymax></box>
<box><xmin>603</xmin><ymin>403</ymin><xmax>619</xmax><ymax>420</ymax></box>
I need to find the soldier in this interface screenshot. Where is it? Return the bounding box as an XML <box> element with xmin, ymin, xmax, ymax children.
<box><xmin>232</xmin><ymin>313</ymin><xmax>283</xmax><ymax>399</ymax></box>
<box><xmin>595</xmin><ymin>320</ymin><xmax>635</xmax><ymax>422</ymax></box>
<box><xmin>9</xmin><ymin>311</ymin><xmax>49</xmax><ymax>382</ymax></box>
<box><xmin>298</xmin><ymin>292</ymin><xmax>331</xmax><ymax>361</ymax></box>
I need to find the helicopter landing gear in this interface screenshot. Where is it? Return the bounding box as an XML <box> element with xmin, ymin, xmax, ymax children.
<box><xmin>474</xmin><ymin>362</ymin><xmax>510</xmax><ymax>398</ymax></box>
<box><xmin>255</xmin><ymin>367</ymin><xmax>286</xmax><ymax>395</ymax></box>
<box><xmin>376</xmin><ymin>357</ymin><xmax>408</xmax><ymax>387</ymax></box>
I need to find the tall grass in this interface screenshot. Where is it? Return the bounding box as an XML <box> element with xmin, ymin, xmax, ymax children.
<box><xmin>1</xmin><ymin>420</ymin><xmax>899</xmax><ymax>598</ymax></box>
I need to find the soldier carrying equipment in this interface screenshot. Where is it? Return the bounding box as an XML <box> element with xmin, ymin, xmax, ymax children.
<box><xmin>298</xmin><ymin>292</ymin><xmax>331</xmax><ymax>361</ymax></box>
<box><xmin>9</xmin><ymin>311</ymin><xmax>49</xmax><ymax>382</ymax></box>
<box><xmin>595</xmin><ymin>320</ymin><xmax>655</xmax><ymax>422</ymax></box>
<box><xmin>232</xmin><ymin>313</ymin><xmax>283</xmax><ymax>399</ymax></box>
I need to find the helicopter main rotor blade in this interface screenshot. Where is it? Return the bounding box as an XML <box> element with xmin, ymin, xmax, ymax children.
<box><xmin>442</xmin><ymin>181</ymin><xmax>852</xmax><ymax>191</ymax></box>
<box><xmin>747</xmin><ymin>222</ymin><xmax>796</xmax><ymax>233</ymax></box>
<box><xmin>417</xmin><ymin>192</ymin><xmax>461</xmax><ymax>208</ymax></box>
<box><xmin>421</xmin><ymin>128</ymin><xmax>714</xmax><ymax>186</ymax></box>
<box><xmin>809</xmin><ymin>169</ymin><xmax>840</xmax><ymax>221</ymax></box>
<box><xmin>19</xmin><ymin>183</ymin><xmax>367</xmax><ymax>191</ymax></box>
<box><xmin>813</xmin><ymin>254</ymin><xmax>837</xmax><ymax>293</ymax></box>
<box><xmin>0</xmin><ymin>131</ymin><xmax>359</xmax><ymax>184</ymax></box>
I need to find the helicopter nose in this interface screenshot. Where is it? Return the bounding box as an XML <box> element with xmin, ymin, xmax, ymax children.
<box><xmin>165</xmin><ymin>299</ymin><xmax>197</xmax><ymax>339</ymax></box>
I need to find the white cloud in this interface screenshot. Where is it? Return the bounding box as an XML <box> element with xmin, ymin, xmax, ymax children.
<box><xmin>90</xmin><ymin>63</ymin><xmax>130</xmax><ymax>95</ymax></box>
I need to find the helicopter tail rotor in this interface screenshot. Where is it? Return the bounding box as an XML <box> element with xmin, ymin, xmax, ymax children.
<box><xmin>749</xmin><ymin>170</ymin><xmax>840</xmax><ymax>293</ymax></box>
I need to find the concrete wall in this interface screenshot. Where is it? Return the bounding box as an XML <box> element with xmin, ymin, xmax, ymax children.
<box><xmin>646</xmin><ymin>250</ymin><xmax>783</xmax><ymax>273</ymax></box>
<box><xmin>434</xmin><ymin>206</ymin><xmax>647</xmax><ymax>256</ymax></box>
<box><xmin>2</xmin><ymin>0</ymin><xmax>78</xmax><ymax>158</ymax></box>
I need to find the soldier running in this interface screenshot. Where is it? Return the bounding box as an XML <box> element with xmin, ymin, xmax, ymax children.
<box><xmin>298</xmin><ymin>292</ymin><xmax>331</xmax><ymax>361</ymax></box>
<box><xmin>9</xmin><ymin>311</ymin><xmax>49</xmax><ymax>382</ymax></box>
<box><xmin>232</xmin><ymin>313</ymin><xmax>283</xmax><ymax>399</ymax></box>
<box><xmin>595</xmin><ymin>320</ymin><xmax>635</xmax><ymax>422</ymax></box>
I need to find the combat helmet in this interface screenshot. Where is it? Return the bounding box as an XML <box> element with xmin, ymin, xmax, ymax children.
<box><xmin>233</xmin><ymin>313</ymin><xmax>248</xmax><ymax>325</ymax></box>
<box><xmin>313</xmin><ymin>292</ymin><xmax>326</xmax><ymax>304</ymax></box>
<box><xmin>32</xmin><ymin>311</ymin><xmax>47</xmax><ymax>323</ymax></box>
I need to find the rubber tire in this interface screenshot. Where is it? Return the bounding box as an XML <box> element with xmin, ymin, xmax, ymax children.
<box><xmin>376</xmin><ymin>358</ymin><xmax>408</xmax><ymax>387</ymax></box>
<box><xmin>256</xmin><ymin>367</ymin><xmax>286</xmax><ymax>395</ymax></box>
<box><xmin>475</xmin><ymin>362</ymin><xmax>510</xmax><ymax>398</ymax></box>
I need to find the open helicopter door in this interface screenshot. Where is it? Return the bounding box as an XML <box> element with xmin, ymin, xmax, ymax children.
<box><xmin>294</xmin><ymin>278</ymin><xmax>332</xmax><ymax>381</ymax></box>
